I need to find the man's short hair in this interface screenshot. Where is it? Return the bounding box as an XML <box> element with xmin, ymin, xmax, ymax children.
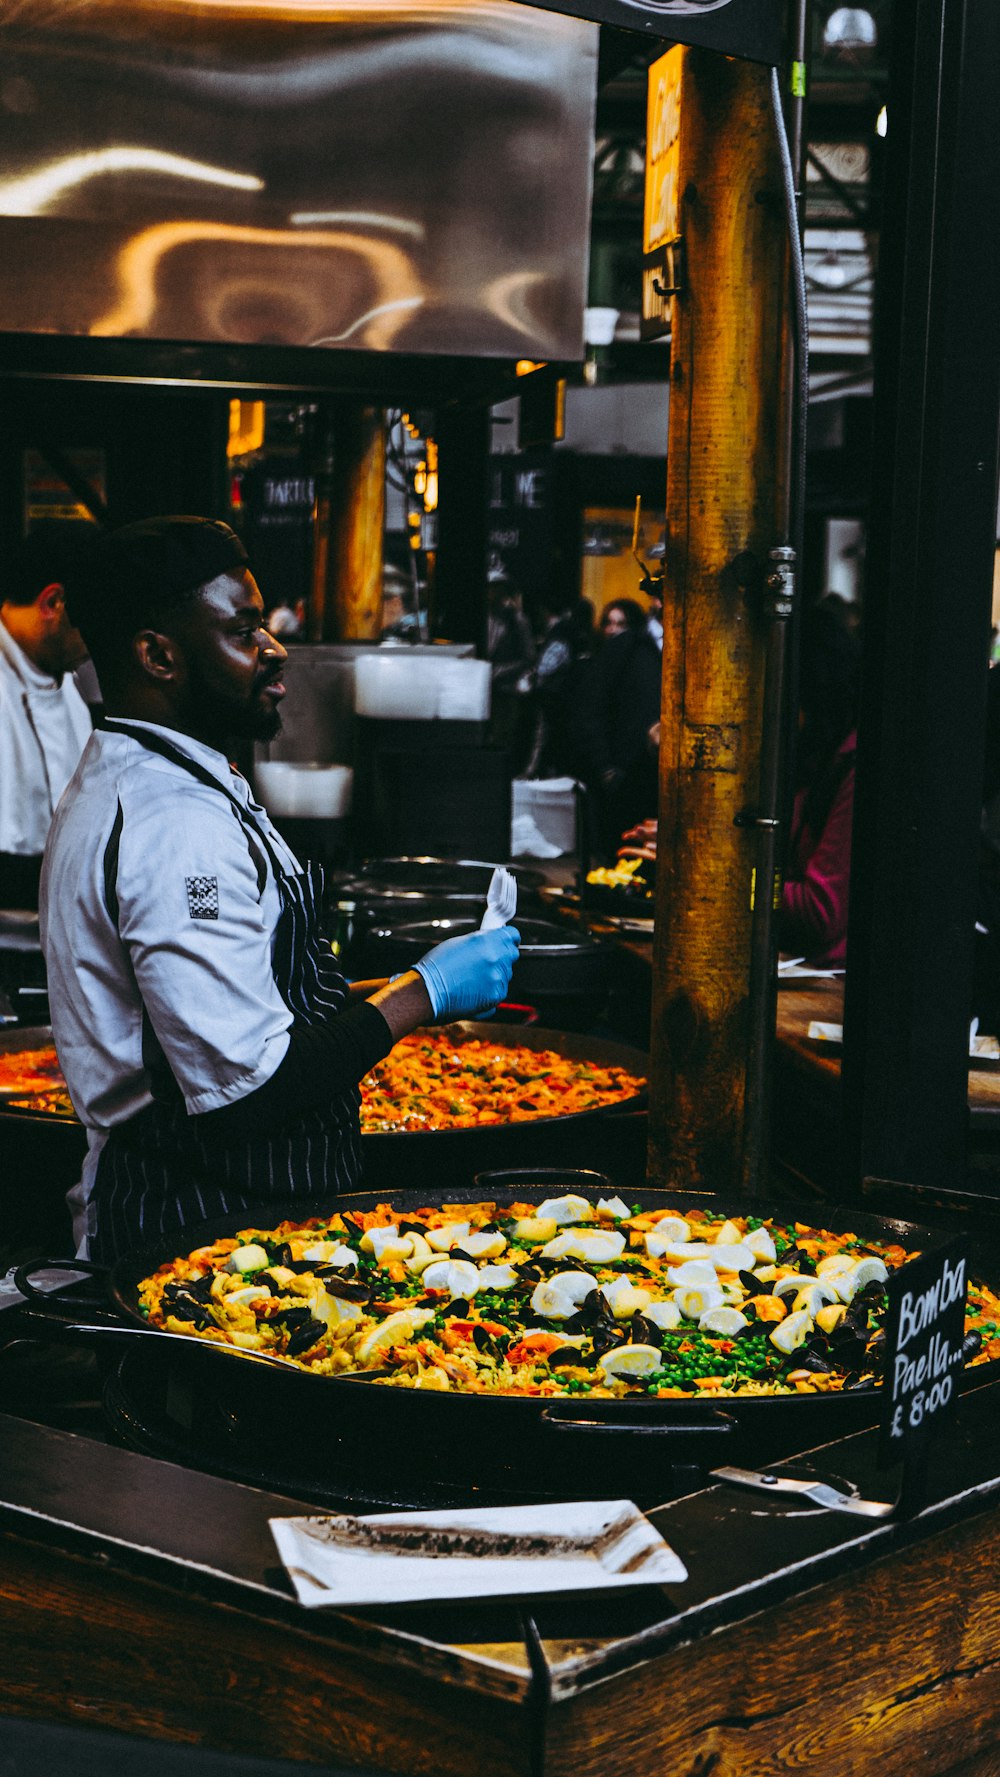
<box><xmin>65</xmin><ymin>515</ymin><xmax>250</xmax><ymax>666</ymax></box>
<box><xmin>3</xmin><ymin>519</ymin><xmax>102</xmax><ymax>609</ymax></box>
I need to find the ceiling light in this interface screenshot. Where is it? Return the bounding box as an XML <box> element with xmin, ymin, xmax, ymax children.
<box><xmin>823</xmin><ymin>7</ymin><xmax>878</xmax><ymax>55</ymax></box>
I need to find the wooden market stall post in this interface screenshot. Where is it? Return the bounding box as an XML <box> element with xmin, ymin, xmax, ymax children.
<box><xmin>647</xmin><ymin>47</ymin><xmax>788</xmax><ymax>1193</ymax></box>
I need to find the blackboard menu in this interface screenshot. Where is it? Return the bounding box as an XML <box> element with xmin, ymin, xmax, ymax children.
<box><xmin>879</xmin><ymin>1237</ymin><xmax>969</xmax><ymax>1473</ymax></box>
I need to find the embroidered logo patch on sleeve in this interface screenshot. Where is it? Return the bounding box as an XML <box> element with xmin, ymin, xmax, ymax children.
<box><xmin>186</xmin><ymin>875</ymin><xmax>219</xmax><ymax>920</ymax></box>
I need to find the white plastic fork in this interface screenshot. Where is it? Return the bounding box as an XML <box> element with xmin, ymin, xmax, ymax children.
<box><xmin>480</xmin><ymin>865</ymin><xmax>517</xmax><ymax>931</ymax></box>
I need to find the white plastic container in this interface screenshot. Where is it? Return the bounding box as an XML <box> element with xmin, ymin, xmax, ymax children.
<box><xmin>512</xmin><ymin>778</ymin><xmax>579</xmax><ymax>855</ymax></box>
<box><xmin>254</xmin><ymin>762</ymin><xmax>353</xmax><ymax>820</ymax></box>
<box><xmin>354</xmin><ymin>653</ymin><xmax>491</xmax><ymax>721</ymax></box>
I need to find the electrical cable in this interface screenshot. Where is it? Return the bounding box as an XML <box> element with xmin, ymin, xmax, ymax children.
<box><xmin>769</xmin><ymin>62</ymin><xmax>810</xmax><ymax>553</ymax></box>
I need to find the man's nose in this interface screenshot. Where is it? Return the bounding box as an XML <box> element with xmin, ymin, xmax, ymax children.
<box><xmin>261</xmin><ymin>627</ymin><xmax>288</xmax><ymax>666</ymax></box>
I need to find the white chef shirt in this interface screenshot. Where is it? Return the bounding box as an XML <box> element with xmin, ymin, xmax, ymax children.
<box><xmin>40</xmin><ymin>720</ymin><xmax>303</xmax><ymax>1252</ymax></box>
<box><xmin>0</xmin><ymin>616</ymin><xmax>92</xmax><ymax>855</ymax></box>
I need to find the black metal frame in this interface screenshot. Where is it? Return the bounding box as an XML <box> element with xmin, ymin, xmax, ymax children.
<box><xmin>843</xmin><ymin>0</ymin><xmax>1000</xmax><ymax>1193</ymax></box>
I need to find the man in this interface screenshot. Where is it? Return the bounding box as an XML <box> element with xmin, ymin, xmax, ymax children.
<box><xmin>41</xmin><ymin>516</ymin><xmax>518</xmax><ymax>1261</ymax></box>
<box><xmin>0</xmin><ymin>521</ymin><xmax>98</xmax><ymax>907</ymax></box>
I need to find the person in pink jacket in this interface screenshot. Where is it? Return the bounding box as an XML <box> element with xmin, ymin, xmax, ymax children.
<box><xmin>780</xmin><ymin>601</ymin><xmax>862</xmax><ymax>967</ymax></box>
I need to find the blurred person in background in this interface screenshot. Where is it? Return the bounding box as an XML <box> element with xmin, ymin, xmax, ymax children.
<box><xmin>779</xmin><ymin>600</ymin><xmax>862</xmax><ymax>967</ymax></box>
<box><xmin>0</xmin><ymin>520</ymin><xmax>99</xmax><ymax>908</ymax></box>
<box><xmin>487</xmin><ymin>565</ymin><xmax>535</xmax><ymax>771</ymax></box>
<box><xmin>572</xmin><ymin>597</ymin><xmax>661</xmax><ymax>858</ymax></box>
<box><xmin>521</xmin><ymin>594</ymin><xmax>595</xmax><ymax>779</ymax></box>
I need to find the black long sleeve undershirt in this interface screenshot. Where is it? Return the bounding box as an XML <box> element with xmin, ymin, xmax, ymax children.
<box><xmin>194</xmin><ymin>1001</ymin><xmax>393</xmax><ymax>1144</ymax></box>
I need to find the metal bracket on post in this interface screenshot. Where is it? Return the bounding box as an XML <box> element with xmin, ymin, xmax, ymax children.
<box><xmin>764</xmin><ymin>543</ymin><xmax>796</xmax><ymax>621</ymax></box>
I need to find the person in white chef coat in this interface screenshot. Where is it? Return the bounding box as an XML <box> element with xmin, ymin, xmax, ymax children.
<box><xmin>0</xmin><ymin>521</ymin><xmax>98</xmax><ymax>908</ymax></box>
<box><xmin>41</xmin><ymin>516</ymin><xmax>519</xmax><ymax>1262</ymax></box>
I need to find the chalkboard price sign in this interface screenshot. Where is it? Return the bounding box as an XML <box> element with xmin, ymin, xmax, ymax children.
<box><xmin>878</xmin><ymin>1237</ymin><xmax>969</xmax><ymax>1479</ymax></box>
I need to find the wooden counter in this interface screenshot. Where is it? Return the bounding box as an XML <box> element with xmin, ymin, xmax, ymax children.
<box><xmin>3</xmin><ymin>1384</ymin><xmax>1000</xmax><ymax>1776</ymax></box>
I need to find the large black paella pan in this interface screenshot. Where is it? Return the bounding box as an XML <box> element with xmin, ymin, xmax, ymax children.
<box><xmin>16</xmin><ymin>1181</ymin><xmax>1000</xmax><ymax>1506</ymax></box>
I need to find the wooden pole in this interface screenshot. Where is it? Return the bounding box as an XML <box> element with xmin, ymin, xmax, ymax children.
<box><xmin>323</xmin><ymin>403</ymin><xmax>385</xmax><ymax>642</ymax></box>
<box><xmin>647</xmin><ymin>48</ymin><xmax>786</xmax><ymax>1192</ymax></box>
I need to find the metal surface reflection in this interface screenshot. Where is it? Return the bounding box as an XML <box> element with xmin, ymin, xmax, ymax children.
<box><xmin>0</xmin><ymin>1</ymin><xmax>596</xmax><ymax>360</ymax></box>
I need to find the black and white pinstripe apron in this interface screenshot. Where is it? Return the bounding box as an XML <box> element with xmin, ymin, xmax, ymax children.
<box><xmin>90</xmin><ymin>724</ymin><xmax>362</xmax><ymax>1263</ymax></box>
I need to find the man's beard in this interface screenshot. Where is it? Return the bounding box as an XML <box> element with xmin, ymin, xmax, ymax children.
<box><xmin>183</xmin><ymin>661</ymin><xmax>283</xmax><ymax>744</ymax></box>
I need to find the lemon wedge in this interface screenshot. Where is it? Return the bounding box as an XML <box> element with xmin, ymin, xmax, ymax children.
<box><xmin>598</xmin><ymin>1344</ymin><xmax>662</xmax><ymax>1379</ymax></box>
<box><xmin>355</xmin><ymin>1308</ymin><xmax>434</xmax><ymax>1365</ymax></box>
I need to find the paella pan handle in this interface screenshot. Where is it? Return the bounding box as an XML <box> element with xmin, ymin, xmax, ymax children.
<box><xmin>12</xmin><ymin>1256</ymin><xmax>113</xmax><ymax>1316</ymax></box>
<box><xmin>538</xmin><ymin>1406</ymin><xmax>734</xmax><ymax>1439</ymax></box>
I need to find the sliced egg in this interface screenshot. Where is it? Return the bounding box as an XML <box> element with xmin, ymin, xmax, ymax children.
<box><xmin>714</xmin><ymin>1219</ymin><xmax>744</xmax><ymax>1246</ymax></box>
<box><xmin>476</xmin><ymin>1263</ymin><xmax>518</xmax><ymax>1291</ymax></box>
<box><xmin>792</xmin><ymin>1281</ymin><xmax>841</xmax><ymax>1317</ymax></box>
<box><xmin>228</xmin><ymin>1244</ymin><xmax>268</xmax><ymax>1274</ymax></box>
<box><xmin>644</xmin><ymin>1299</ymin><xmax>683</xmax><ymax>1331</ymax></box>
<box><xmin>599</xmin><ymin>1277</ymin><xmax>655</xmax><ymax>1320</ymax></box>
<box><xmin>666</xmin><ymin>1259</ymin><xmax>720</xmax><ymax>1289</ymax></box>
<box><xmin>672</xmin><ymin>1283</ymin><xmax>725</xmax><ymax>1321</ymax></box>
<box><xmin>769</xmin><ymin>1308</ymin><xmax>813</xmax><ymax>1353</ymax></box>
<box><xmin>534</xmin><ymin>1194</ymin><xmax>595</xmax><ymax>1226</ymax></box>
<box><xmin>422</xmin><ymin>1258</ymin><xmax>481</xmax><ymax>1298</ymax></box>
<box><xmin>650</xmin><ymin>1215</ymin><xmax>691</xmax><ymax>1244</ymax></box>
<box><xmin>699</xmin><ymin>1306</ymin><xmax>749</xmax><ymax>1336</ymax></box>
<box><xmin>530</xmin><ymin>1272</ymin><xmax>598</xmax><ymax>1321</ymax></box>
<box><xmin>425</xmin><ymin>1220</ymin><xmax>472</xmax><ymax>1253</ymax></box>
<box><xmin>646</xmin><ymin>1237</ymin><xmax>754</xmax><ymax>1270</ymax></box>
<box><xmin>772</xmin><ymin>1272</ymin><xmax>821</xmax><ymax>1300</ymax></box>
<box><xmin>597</xmin><ymin>1195</ymin><xmax>632</xmax><ymax>1221</ymax></box>
<box><xmin>361</xmin><ymin>1225</ymin><xmax>401</xmax><ymax>1260</ymax></box>
<box><xmin>355</xmin><ymin>1307</ymin><xmax>435</xmax><ymax>1365</ymax></box>
<box><xmin>460</xmin><ymin>1230</ymin><xmax>506</xmax><ymax>1259</ymax></box>
<box><xmin>745</xmin><ymin>1226</ymin><xmax>777</xmax><ymax>1264</ymax></box>
<box><xmin>302</xmin><ymin>1241</ymin><xmax>357</xmax><ymax>1269</ymax></box>
<box><xmin>853</xmin><ymin>1256</ymin><xmax>889</xmax><ymax>1289</ymax></box>
<box><xmin>598</xmin><ymin>1344</ymin><xmax>662</xmax><ymax>1380</ymax></box>
<box><xmin>540</xmin><ymin>1228</ymin><xmax>626</xmax><ymax>1263</ymax></box>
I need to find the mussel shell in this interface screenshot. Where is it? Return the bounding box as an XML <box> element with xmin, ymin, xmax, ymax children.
<box><xmin>271</xmin><ymin>1304</ymin><xmax>313</xmax><ymax>1328</ymax></box>
<box><xmin>593</xmin><ymin>1324</ymin><xmax>628</xmax><ymax>1356</ymax></box>
<box><xmin>738</xmin><ymin>1269</ymin><xmax>771</xmax><ymax>1296</ymax></box>
<box><xmin>265</xmin><ymin>1241</ymin><xmax>294</xmax><ymax>1267</ymax></box>
<box><xmin>472</xmin><ymin>1324</ymin><xmax>501</xmax><ymax>1357</ymax></box>
<box><xmin>631</xmin><ymin>1313</ymin><xmax>664</xmax><ymax>1349</ymax></box>
<box><xmin>321</xmin><ymin>1274</ymin><xmax>371</xmax><ymax>1303</ymax></box>
<box><xmin>586</xmin><ymin>1287</ymin><xmax>616</xmax><ymax>1325</ymax></box>
<box><xmin>286</xmin><ymin>1317</ymin><xmax>328</xmax><ymax>1355</ymax></box>
<box><xmin>163</xmin><ymin>1275</ymin><xmax>214</xmax><ymax>1305</ymax></box>
<box><xmin>782</xmin><ymin>1248</ymin><xmax>817</xmax><ymax>1275</ymax></box>
<box><xmin>799</xmin><ymin>1349</ymin><xmax>835</xmax><ymax>1373</ymax></box>
<box><xmin>547</xmin><ymin>1346</ymin><xmax>589</xmax><ymax>1368</ymax></box>
<box><xmin>962</xmin><ymin>1329</ymin><xmax>983</xmax><ymax>1361</ymax></box>
<box><xmin>844</xmin><ymin>1374</ymin><xmax>876</xmax><ymax>1391</ymax></box>
<box><xmin>444</xmin><ymin>1298</ymin><xmax>470</xmax><ymax>1318</ymax></box>
<box><xmin>163</xmin><ymin>1298</ymin><xmax>214</xmax><ymax>1329</ymax></box>
<box><xmin>517</xmin><ymin>1265</ymin><xmax>543</xmax><ymax>1285</ymax></box>
<box><xmin>398</xmin><ymin>1220</ymin><xmax>429</xmax><ymax>1238</ymax></box>
<box><xmin>449</xmin><ymin>1248</ymin><xmax>477</xmax><ymax>1264</ymax></box>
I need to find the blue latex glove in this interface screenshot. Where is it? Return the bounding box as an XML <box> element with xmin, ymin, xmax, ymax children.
<box><xmin>414</xmin><ymin>925</ymin><xmax>520</xmax><ymax>1022</ymax></box>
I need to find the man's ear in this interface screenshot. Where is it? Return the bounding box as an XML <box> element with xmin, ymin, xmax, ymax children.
<box><xmin>134</xmin><ymin>628</ymin><xmax>182</xmax><ymax>684</ymax></box>
<box><xmin>36</xmin><ymin>581</ymin><xmax>65</xmax><ymax>623</ymax></box>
